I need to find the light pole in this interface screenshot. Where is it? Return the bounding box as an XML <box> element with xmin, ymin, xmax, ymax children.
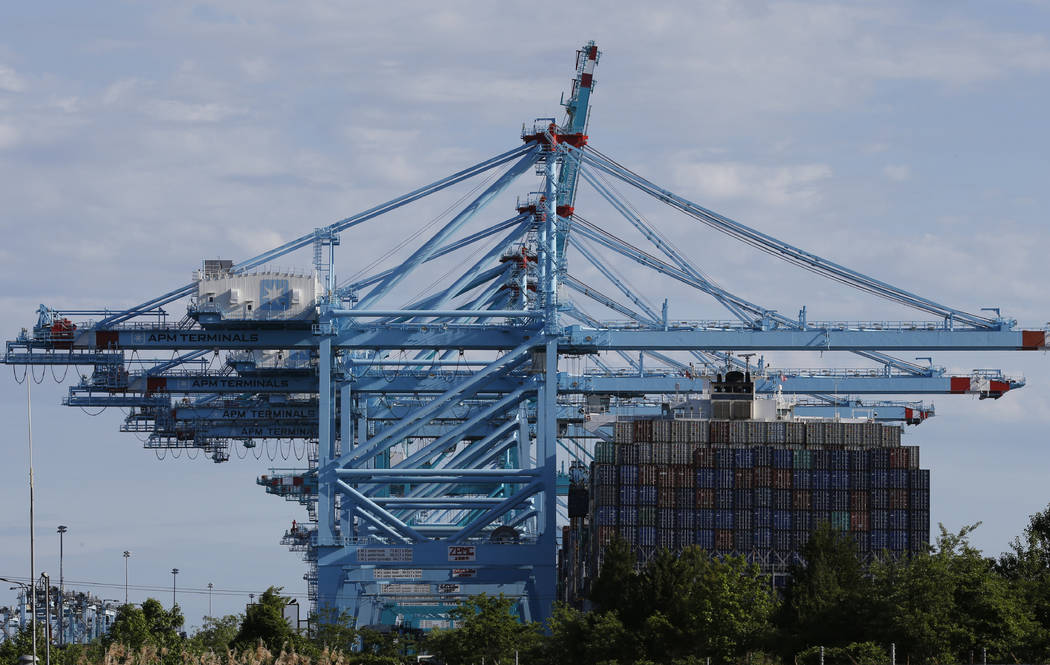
<box><xmin>170</xmin><ymin>569</ymin><xmax>178</xmax><ymax>609</ymax></box>
<box><xmin>122</xmin><ymin>552</ymin><xmax>130</xmax><ymax>604</ymax></box>
<box><xmin>57</xmin><ymin>526</ymin><xmax>66</xmax><ymax>647</ymax></box>
<box><xmin>207</xmin><ymin>583</ymin><xmax>213</xmax><ymax>617</ymax></box>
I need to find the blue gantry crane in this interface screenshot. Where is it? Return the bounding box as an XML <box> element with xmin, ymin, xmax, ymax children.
<box><xmin>3</xmin><ymin>41</ymin><xmax>1045</xmax><ymax>627</ymax></box>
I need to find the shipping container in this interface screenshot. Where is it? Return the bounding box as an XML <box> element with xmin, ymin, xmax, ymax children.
<box><xmin>735</xmin><ymin>489</ymin><xmax>754</xmax><ymax>510</ymax></box>
<box><xmin>735</xmin><ymin>530</ymin><xmax>754</xmax><ymax>551</ymax></box>
<box><xmin>695</xmin><ymin>487</ymin><xmax>714</xmax><ymax>509</ymax></box>
<box><xmin>715</xmin><ymin>529</ymin><xmax>734</xmax><ymax>551</ymax></box>
<box><xmin>754</xmin><ymin>507</ymin><xmax>772</xmax><ymax>528</ymax></box>
<box><xmin>773</xmin><ymin>489</ymin><xmax>792</xmax><ymax>511</ymax></box>
<box><xmin>620</xmin><ymin>485</ymin><xmax>637</xmax><ymax>506</ymax></box>
<box><xmin>754</xmin><ymin>487</ymin><xmax>772</xmax><ymax>508</ymax></box>
<box><xmin>793</xmin><ymin>489</ymin><xmax>812</xmax><ymax>510</ymax></box>
<box><xmin>697</xmin><ymin>509</ymin><xmax>715</xmax><ymax>530</ymax></box>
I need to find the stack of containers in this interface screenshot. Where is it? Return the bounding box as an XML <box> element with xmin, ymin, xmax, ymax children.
<box><xmin>578</xmin><ymin>417</ymin><xmax>930</xmax><ymax>591</ymax></box>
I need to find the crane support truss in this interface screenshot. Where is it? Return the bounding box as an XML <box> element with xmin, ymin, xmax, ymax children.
<box><xmin>3</xmin><ymin>41</ymin><xmax>1046</xmax><ymax>627</ymax></box>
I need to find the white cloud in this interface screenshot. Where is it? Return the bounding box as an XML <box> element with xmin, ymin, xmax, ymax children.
<box><xmin>883</xmin><ymin>164</ymin><xmax>911</xmax><ymax>181</ymax></box>
<box><xmin>672</xmin><ymin>161</ymin><xmax>833</xmax><ymax>208</ymax></box>
<box><xmin>0</xmin><ymin>122</ymin><xmax>17</xmax><ymax>149</ymax></box>
<box><xmin>0</xmin><ymin>65</ymin><xmax>24</xmax><ymax>93</ymax></box>
<box><xmin>146</xmin><ymin>99</ymin><xmax>242</xmax><ymax>123</ymax></box>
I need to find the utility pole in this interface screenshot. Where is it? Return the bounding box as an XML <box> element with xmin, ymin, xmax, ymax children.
<box><xmin>57</xmin><ymin>526</ymin><xmax>66</xmax><ymax>646</ymax></box>
<box><xmin>41</xmin><ymin>573</ymin><xmax>49</xmax><ymax>665</ymax></box>
<box><xmin>207</xmin><ymin>583</ymin><xmax>213</xmax><ymax>617</ymax></box>
<box><xmin>27</xmin><ymin>375</ymin><xmax>37</xmax><ymax>665</ymax></box>
<box><xmin>171</xmin><ymin>569</ymin><xmax>179</xmax><ymax>609</ymax></box>
<box><xmin>122</xmin><ymin>551</ymin><xmax>130</xmax><ymax>604</ymax></box>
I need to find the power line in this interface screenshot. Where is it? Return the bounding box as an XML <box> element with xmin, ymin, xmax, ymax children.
<box><xmin>0</xmin><ymin>574</ymin><xmax>310</xmax><ymax>601</ymax></box>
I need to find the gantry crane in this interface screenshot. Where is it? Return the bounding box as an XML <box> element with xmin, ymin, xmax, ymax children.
<box><xmin>4</xmin><ymin>41</ymin><xmax>1045</xmax><ymax>627</ymax></box>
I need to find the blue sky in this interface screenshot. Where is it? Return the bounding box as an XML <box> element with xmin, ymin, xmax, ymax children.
<box><xmin>2</xmin><ymin>1</ymin><xmax>1050</xmax><ymax>629</ymax></box>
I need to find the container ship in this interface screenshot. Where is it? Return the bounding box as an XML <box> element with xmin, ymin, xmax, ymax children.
<box><xmin>560</xmin><ymin>371</ymin><xmax>930</xmax><ymax>604</ymax></box>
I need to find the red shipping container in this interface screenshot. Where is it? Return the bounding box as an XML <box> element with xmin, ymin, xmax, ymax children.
<box><xmin>715</xmin><ymin>529</ymin><xmax>734</xmax><ymax>550</ymax></box>
<box><xmin>657</xmin><ymin>468</ymin><xmax>674</xmax><ymax>488</ymax></box>
<box><xmin>696</xmin><ymin>488</ymin><xmax>715</xmax><ymax>509</ymax></box>
<box><xmin>735</xmin><ymin>469</ymin><xmax>754</xmax><ymax>489</ymax></box>
<box><xmin>772</xmin><ymin>469</ymin><xmax>793</xmax><ymax>489</ymax></box>
<box><xmin>889</xmin><ymin>489</ymin><xmax>909</xmax><ymax>509</ymax></box>
<box><xmin>639</xmin><ymin>464</ymin><xmax>657</xmax><ymax>485</ymax></box>
<box><xmin>658</xmin><ymin>489</ymin><xmax>676</xmax><ymax>508</ymax></box>
<box><xmin>851</xmin><ymin>512</ymin><xmax>870</xmax><ymax>532</ymax></box>
<box><xmin>793</xmin><ymin>489</ymin><xmax>812</xmax><ymax>510</ymax></box>
<box><xmin>850</xmin><ymin>491</ymin><xmax>870</xmax><ymax>512</ymax></box>
<box><xmin>695</xmin><ymin>447</ymin><xmax>715</xmax><ymax>468</ymax></box>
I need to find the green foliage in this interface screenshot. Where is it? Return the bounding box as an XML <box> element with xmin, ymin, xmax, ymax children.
<box><xmin>0</xmin><ymin>623</ymin><xmax>46</xmax><ymax>665</ymax></box>
<box><xmin>543</xmin><ymin>603</ymin><xmax>629</xmax><ymax>665</ymax></box>
<box><xmin>999</xmin><ymin>502</ymin><xmax>1050</xmax><ymax>662</ymax></box>
<box><xmin>572</xmin><ymin>541</ymin><xmax>775</xmax><ymax>664</ymax></box>
<box><xmin>797</xmin><ymin>641</ymin><xmax>887</xmax><ymax>665</ymax></box>
<box><xmin>107</xmin><ymin>599</ymin><xmax>184</xmax><ymax>651</ymax></box>
<box><xmin>310</xmin><ymin>607</ymin><xmax>359</xmax><ymax>653</ymax></box>
<box><xmin>187</xmin><ymin>613</ymin><xmax>241</xmax><ymax>655</ymax></box>
<box><xmin>778</xmin><ymin>523</ymin><xmax>872</xmax><ymax>656</ymax></box>
<box><xmin>426</xmin><ymin>593</ymin><xmax>541</xmax><ymax>665</ymax></box>
<box><xmin>870</xmin><ymin>523</ymin><xmax>1030</xmax><ymax>664</ymax></box>
<box><xmin>233</xmin><ymin>586</ymin><xmax>303</xmax><ymax>654</ymax></box>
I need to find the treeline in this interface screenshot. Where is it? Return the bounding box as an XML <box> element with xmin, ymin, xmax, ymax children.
<box><xmin>0</xmin><ymin>588</ymin><xmax>406</xmax><ymax>665</ymax></box>
<box><xmin>430</xmin><ymin>504</ymin><xmax>1050</xmax><ymax>665</ymax></box>
<box><xmin>5</xmin><ymin>505</ymin><xmax>1050</xmax><ymax>665</ymax></box>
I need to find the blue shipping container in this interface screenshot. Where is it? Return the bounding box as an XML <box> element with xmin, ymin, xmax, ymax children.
<box><xmin>696</xmin><ymin>468</ymin><xmax>716</xmax><ymax>488</ymax></box>
<box><xmin>772</xmin><ymin>449</ymin><xmax>793</xmax><ymax>468</ymax></box>
<box><xmin>735</xmin><ymin>448</ymin><xmax>754</xmax><ymax>468</ymax></box>
<box><xmin>697</xmin><ymin>509</ymin><xmax>715</xmax><ymax>529</ymax></box>
<box><xmin>754</xmin><ymin>487</ymin><xmax>772</xmax><ymax>507</ymax></box>
<box><xmin>695</xmin><ymin>529</ymin><xmax>715</xmax><ymax>549</ymax></box>
<box><xmin>811</xmin><ymin>471</ymin><xmax>831</xmax><ymax>490</ymax></box>
<box><xmin>715</xmin><ymin>509</ymin><xmax>735</xmax><ymax>530</ymax></box>
<box><xmin>890</xmin><ymin>530</ymin><xmax>909</xmax><ymax>551</ymax></box>
<box><xmin>793</xmin><ymin>470</ymin><xmax>812</xmax><ymax>489</ymax></box>
<box><xmin>638</xmin><ymin>485</ymin><xmax>657</xmax><ymax>505</ymax></box>
<box><xmin>638</xmin><ymin>526</ymin><xmax>657</xmax><ymax>547</ymax></box>
<box><xmin>735</xmin><ymin>489</ymin><xmax>753</xmax><ymax>510</ymax></box>
<box><xmin>773</xmin><ymin>510</ymin><xmax>792</xmax><ymax>531</ymax></box>
<box><xmin>717</xmin><ymin>469</ymin><xmax>735</xmax><ymax>489</ymax></box>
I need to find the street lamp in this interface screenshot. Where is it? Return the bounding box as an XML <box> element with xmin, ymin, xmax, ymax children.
<box><xmin>207</xmin><ymin>583</ymin><xmax>213</xmax><ymax>617</ymax></box>
<box><xmin>170</xmin><ymin>569</ymin><xmax>179</xmax><ymax>609</ymax></box>
<box><xmin>122</xmin><ymin>552</ymin><xmax>130</xmax><ymax>605</ymax></box>
<box><xmin>57</xmin><ymin>526</ymin><xmax>67</xmax><ymax>647</ymax></box>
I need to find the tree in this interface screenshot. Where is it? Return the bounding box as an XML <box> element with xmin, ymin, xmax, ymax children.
<box><xmin>310</xmin><ymin>606</ymin><xmax>359</xmax><ymax>653</ymax></box>
<box><xmin>426</xmin><ymin>593</ymin><xmax>542</xmax><ymax>665</ymax></box>
<box><xmin>188</xmin><ymin>614</ymin><xmax>241</xmax><ymax>655</ymax></box>
<box><xmin>583</xmin><ymin>544</ymin><xmax>775</xmax><ymax>664</ymax></box>
<box><xmin>872</xmin><ymin>523</ymin><xmax>1029</xmax><ymax>664</ymax></box>
<box><xmin>999</xmin><ymin>502</ymin><xmax>1050</xmax><ymax>661</ymax></box>
<box><xmin>778</xmin><ymin>523</ymin><xmax>872</xmax><ymax>656</ymax></box>
<box><xmin>0</xmin><ymin>623</ymin><xmax>46</xmax><ymax>665</ymax></box>
<box><xmin>107</xmin><ymin>599</ymin><xmax>183</xmax><ymax>651</ymax></box>
<box><xmin>543</xmin><ymin>603</ymin><xmax>630</xmax><ymax>665</ymax></box>
<box><xmin>234</xmin><ymin>586</ymin><xmax>302</xmax><ymax>653</ymax></box>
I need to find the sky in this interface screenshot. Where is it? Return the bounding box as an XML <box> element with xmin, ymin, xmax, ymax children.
<box><xmin>3</xmin><ymin>0</ymin><xmax>1050</xmax><ymax>630</ymax></box>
